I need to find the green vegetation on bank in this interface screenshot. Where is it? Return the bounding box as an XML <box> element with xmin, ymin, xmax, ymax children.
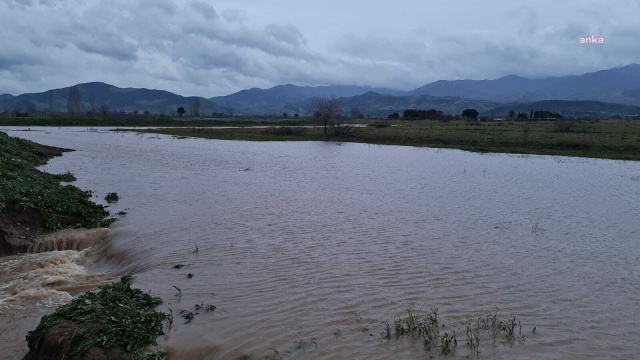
<box><xmin>133</xmin><ymin>119</ymin><xmax>640</xmax><ymax>160</ymax></box>
<box><xmin>0</xmin><ymin>131</ymin><xmax>114</xmax><ymax>231</ymax></box>
<box><xmin>0</xmin><ymin>116</ymin><xmax>314</xmax><ymax>127</ymax></box>
<box><xmin>25</xmin><ymin>276</ymin><xmax>170</xmax><ymax>360</ymax></box>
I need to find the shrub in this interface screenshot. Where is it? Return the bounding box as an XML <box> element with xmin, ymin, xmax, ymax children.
<box><xmin>555</xmin><ymin>140</ymin><xmax>590</xmax><ymax>150</ymax></box>
<box><xmin>330</xmin><ymin>125</ymin><xmax>361</xmax><ymax>138</ymax></box>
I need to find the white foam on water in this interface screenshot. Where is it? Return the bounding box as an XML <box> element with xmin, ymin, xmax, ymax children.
<box><xmin>0</xmin><ymin>250</ymin><xmax>88</xmax><ymax>307</ymax></box>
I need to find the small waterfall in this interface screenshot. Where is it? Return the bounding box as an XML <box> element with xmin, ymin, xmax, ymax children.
<box><xmin>0</xmin><ymin>228</ymin><xmax>124</xmax><ymax>307</ymax></box>
<box><xmin>27</xmin><ymin>228</ymin><xmax>109</xmax><ymax>253</ymax></box>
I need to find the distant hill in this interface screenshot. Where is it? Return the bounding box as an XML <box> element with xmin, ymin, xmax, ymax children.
<box><xmin>0</xmin><ymin>82</ymin><xmax>232</xmax><ymax>115</ymax></box>
<box><xmin>210</xmin><ymin>84</ymin><xmax>406</xmax><ymax>114</ymax></box>
<box><xmin>488</xmin><ymin>100</ymin><xmax>640</xmax><ymax>118</ymax></box>
<box><xmin>409</xmin><ymin>64</ymin><xmax>640</xmax><ymax>106</ymax></box>
<box><xmin>2</xmin><ymin>64</ymin><xmax>640</xmax><ymax>118</ymax></box>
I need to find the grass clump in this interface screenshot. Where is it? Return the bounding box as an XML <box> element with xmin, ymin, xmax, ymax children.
<box><xmin>0</xmin><ymin>131</ymin><xmax>115</xmax><ymax>230</ymax></box>
<box><xmin>384</xmin><ymin>306</ymin><xmax>531</xmax><ymax>357</ymax></box>
<box><xmin>384</xmin><ymin>306</ymin><xmax>454</xmax><ymax>354</ymax></box>
<box><xmin>105</xmin><ymin>192</ymin><xmax>120</xmax><ymax>203</ymax></box>
<box><xmin>26</xmin><ymin>276</ymin><xmax>171</xmax><ymax>360</ymax></box>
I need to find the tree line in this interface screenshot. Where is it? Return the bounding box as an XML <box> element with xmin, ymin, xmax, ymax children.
<box><xmin>384</xmin><ymin>108</ymin><xmax>563</xmax><ymax>121</ymax></box>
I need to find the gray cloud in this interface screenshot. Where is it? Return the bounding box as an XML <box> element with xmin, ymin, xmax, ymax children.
<box><xmin>222</xmin><ymin>9</ymin><xmax>246</xmax><ymax>23</ymax></box>
<box><xmin>0</xmin><ymin>0</ymin><xmax>639</xmax><ymax>97</ymax></box>
<box><xmin>190</xmin><ymin>1</ymin><xmax>217</xmax><ymax>20</ymax></box>
<box><xmin>265</xmin><ymin>24</ymin><xmax>306</xmax><ymax>47</ymax></box>
<box><xmin>1</xmin><ymin>0</ymin><xmax>55</xmax><ymax>9</ymax></box>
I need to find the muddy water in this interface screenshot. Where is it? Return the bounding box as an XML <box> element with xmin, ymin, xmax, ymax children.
<box><xmin>2</xmin><ymin>127</ymin><xmax>640</xmax><ymax>359</ymax></box>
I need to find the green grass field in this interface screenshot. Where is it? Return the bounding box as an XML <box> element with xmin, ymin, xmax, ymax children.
<box><xmin>132</xmin><ymin>119</ymin><xmax>640</xmax><ymax>161</ymax></box>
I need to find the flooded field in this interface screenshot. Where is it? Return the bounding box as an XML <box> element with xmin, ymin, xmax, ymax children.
<box><xmin>1</xmin><ymin>127</ymin><xmax>640</xmax><ymax>359</ymax></box>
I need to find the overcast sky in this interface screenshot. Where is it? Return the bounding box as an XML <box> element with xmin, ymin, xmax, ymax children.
<box><xmin>1</xmin><ymin>0</ymin><xmax>639</xmax><ymax>96</ymax></box>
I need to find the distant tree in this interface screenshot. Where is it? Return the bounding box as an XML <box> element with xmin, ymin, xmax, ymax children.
<box><xmin>27</xmin><ymin>102</ymin><xmax>38</xmax><ymax>114</ymax></box>
<box><xmin>533</xmin><ymin>110</ymin><xmax>563</xmax><ymax>120</ymax></box>
<box><xmin>313</xmin><ymin>96</ymin><xmax>341</xmax><ymax>135</ymax></box>
<box><xmin>67</xmin><ymin>85</ymin><xmax>82</xmax><ymax>116</ymax></box>
<box><xmin>89</xmin><ymin>94</ymin><xmax>96</xmax><ymax>114</ymax></box>
<box><xmin>388</xmin><ymin>112</ymin><xmax>400</xmax><ymax>120</ymax></box>
<box><xmin>508</xmin><ymin>110</ymin><xmax>516</xmax><ymax>119</ymax></box>
<box><xmin>294</xmin><ymin>113</ymin><xmax>299</xmax><ymax>119</ymax></box>
<box><xmin>403</xmin><ymin>109</ymin><xmax>445</xmax><ymax>120</ymax></box>
<box><xmin>47</xmin><ymin>90</ymin><xmax>54</xmax><ymax>116</ymax></box>
<box><xmin>350</xmin><ymin>107</ymin><xmax>362</xmax><ymax>120</ymax></box>
<box><xmin>177</xmin><ymin>106</ymin><xmax>186</xmax><ymax>117</ymax></box>
<box><xmin>100</xmin><ymin>104</ymin><xmax>109</xmax><ymax>117</ymax></box>
<box><xmin>461</xmin><ymin>108</ymin><xmax>479</xmax><ymax>120</ymax></box>
<box><xmin>517</xmin><ymin>112</ymin><xmax>528</xmax><ymax>120</ymax></box>
<box><xmin>193</xmin><ymin>98</ymin><xmax>201</xmax><ymax>117</ymax></box>
<box><xmin>282</xmin><ymin>112</ymin><xmax>288</xmax><ymax>119</ymax></box>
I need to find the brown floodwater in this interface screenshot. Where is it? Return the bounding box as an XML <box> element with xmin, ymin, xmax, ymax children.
<box><xmin>1</xmin><ymin>127</ymin><xmax>639</xmax><ymax>359</ymax></box>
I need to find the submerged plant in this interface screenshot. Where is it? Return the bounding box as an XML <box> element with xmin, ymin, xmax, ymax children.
<box><xmin>384</xmin><ymin>305</ymin><xmax>534</xmax><ymax>357</ymax></box>
<box><xmin>294</xmin><ymin>338</ymin><xmax>318</xmax><ymax>350</ymax></box>
<box><xmin>179</xmin><ymin>310</ymin><xmax>194</xmax><ymax>324</ymax></box>
<box><xmin>105</xmin><ymin>192</ymin><xmax>120</xmax><ymax>203</ymax></box>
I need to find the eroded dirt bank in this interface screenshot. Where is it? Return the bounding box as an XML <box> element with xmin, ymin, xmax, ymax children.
<box><xmin>0</xmin><ymin>131</ymin><xmax>114</xmax><ymax>256</ymax></box>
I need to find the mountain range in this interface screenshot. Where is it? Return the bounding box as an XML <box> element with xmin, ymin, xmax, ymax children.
<box><xmin>2</xmin><ymin>64</ymin><xmax>640</xmax><ymax>118</ymax></box>
<box><xmin>408</xmin><ymin>64</ymin><xmax>640</xmax><ymax>106</ymax></box>
<box><xmin>0</xmin><ymin>82</ymin><xmax>232</xmax><ymax>116</ymax></box>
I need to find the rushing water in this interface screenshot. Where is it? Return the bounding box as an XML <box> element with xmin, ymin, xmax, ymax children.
<box><xmin>1</xmin><ymin>127</ymin><xmax>640</xmax><ymax>359</ymax></box>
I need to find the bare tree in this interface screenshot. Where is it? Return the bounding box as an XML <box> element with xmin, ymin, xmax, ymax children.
<box><xmin>314</xmin><ymin>96</ymin><xmax>341</xmax><ymax>135</ymax></box>
<box><xmin>27</xmin><ymin>102</ymin><xmax>38</xmax><ymax>114</ymax></box>
<box><xmin>89</xmin><ymin>94</ymin><xmax>96</xmax><ymax>114</ymax></box>
<box><xmin>67</xmin><ymin>85</ymin><xmax>82</xmax><ymax>116</ymax></box>
<box><xmin>100</xmin><ymin>104</ymin><xmax>110</xmax><ymax>117</ymax></box>
<box><xmin>350</xmin><ymin>107</ymin><xmax>362</xmax><ymax>120</ymax></box>
<box><xmin>522</xmin><ymin>123</ymin><xmax>531</xmax><ymax>144</ymax></box>
<box><xmin>47</xmin><ymin>90</ymin><xmax>54</xmax><ymax>116</ymax></box>
<box><xmin>192</xmin><ymin>98</ymin><xmax>201</xmax><ymax>118</ymax></box>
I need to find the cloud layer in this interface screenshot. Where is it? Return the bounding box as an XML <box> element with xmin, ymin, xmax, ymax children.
<box><xmin>1</xmin><ymin>0</ymin><xmax>639</xmax><ymax>96</ymax></box>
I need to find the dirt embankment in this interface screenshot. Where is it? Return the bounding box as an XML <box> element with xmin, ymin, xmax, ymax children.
<box><xmin>0</xmin><ymin>202</ymin><xmax>86</xmax><ymax>256</ymax></box>
<box><xmin>22</xmin><ymin>320</ymin><xmax>128</xmax><ymax>360</ymax></box>
<box><xmin>0</xmin><ymin>131</ymin><xmax>114</xmax><ymax>256</ymax></box>
<box><xmin>0</xmin><ymin>202</ymin><xmax>47</xmax><ymax>255</ymax></box>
